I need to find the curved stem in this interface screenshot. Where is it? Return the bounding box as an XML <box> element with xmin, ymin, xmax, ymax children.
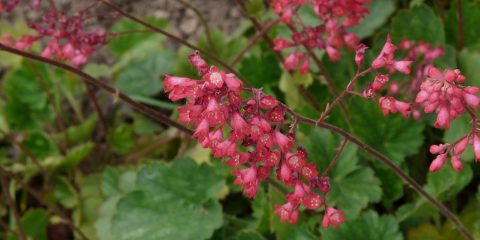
<box><xmin>230</xmin><ymin>19</ymin><xmax>280</xmax><ymax>66</ymax></box>
<box><xmin>286</xmin><ymin>109</ymin><xmax>475</xmax><ymax>240</ymax></box>
<box><xmin>456</xmin><ymin>0</ymin><xmax>464</xmax><ymax>51</ymax></box>
<box><xmin>0</xmin><ymin>44</ymin><xmax>193</xmax><ymax>136</ymax></box>
<box><xmin>0</xmin><ymin>172</ymin><xmax>26</xmax><ymax>240</ymax></box>
<box><xmin>100</xmin><ymin>0</ymin><xmax>246</xmax><ymax>83</ymax></box>
<box><xmin>174</xmin><ymin>0</ymin><xmax>217</xmax><ymax>54</ymax></box>
<box><xmin>0</xmin><ymin>43</ymin><xmax>473</xmax><ymax>240</ymax></box>
<box><xmin>321</xmin><ymin>138</ymin><xmax>348</xmax><ymax>177</ymax></box>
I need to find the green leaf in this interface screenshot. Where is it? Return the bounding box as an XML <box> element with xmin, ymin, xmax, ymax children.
<box><xmin>323</xmin><ymin>211</ymin><xmax>403</xmax><ymax>240</ymax></box>
<box><xmin>51</xmin><ymin>114</ymin><xmax>98</xmax><ymax>145</ymax></box>
<box><xmin>115</xmin><ymin>50</ymin><xmax>174</xmax><ymax>97</ymax></box>
<box><xmin>59</xmin><ymin>142</ymin><xmax>94</xmax><ymax>170</ymax></box>
<box><xmin>351</xmin><ymin>0</ymin><xmax>395</xmax><ymax>38</ymax></box>
<box><xmin>396</xmin><ymin>165</ymin><xmax>473</xmax><ymax>222</ymax></box>
<box><xmin>23</xmin><ymin>132</ymin><xmax>58</xmax><ymax>159</ymax></box>
<box><xmin>236</xmin><ymin>231</ymin><xmax>266</xmax><ymax>240</ymax></box>
<box><xmin>349</xmin><ymin>100</ymin><xmax>425</xmax><ymax>166</ymax></box>
<box><xmin>2</xmin><ymin>61</ymin><xmax>54</xmax><ymax>131</ymax></box>
<box><xmin>101</xmin><ymin>167</ymin><xmax>120</xmax><ymax>198</ymax></box>
<box><xmin>390</xmin><ymin>5</ymin><xmax>445</xmax><ymax>45</ymax></box>
<box><xmin>54</xmin><ymin>177</ymin><xmax>78</xmax><ymax>208</ymax></box>
<box><xmin>107</xmin><ymin>125</ymin><xmax>135</xmax><ymax>155</ymax></box>
<box><xmin>239</xmin><ymin>52</ymin><xmax>282</xmax><ymax>88</ymax></box>
<box><xmin>458</xmin><ymin>49</ymin><xmax>480</xmax><ymax>86</ymax></box>
<box><xmin>21</xmin><ymin>209</ymin><xmax>49</xmax><ymax>240</ymax></box>
<box><xmin>106</xmin><ymin>158</ymin><xmax>224</xmax><ymax>240</ymax></box>
<box><xmin>108</xmin><ymin>18</ymin><xmax>167</xmax><ymax>55</ymax></box>
<box><xmin>135</xmin><ymin>158</ymin><xmax>225</xmax><ymax>203</ymax></box>
<box><xmin>302</xmin><ymin>129</ymin><xmax>382</xmax><ymax>218</ymax></box>
<box><xmin>245</xmin><ymin>0</ymin><xmax>265</xmax><ymax>18</ymax></box>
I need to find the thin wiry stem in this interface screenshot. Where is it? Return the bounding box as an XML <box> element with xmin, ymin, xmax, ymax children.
<box><xmin>321</xmin><ymin>138</ymin><xmax>348</xmax><ymax>177</ymax></box>
<box><xmin>0</xmin><ymin>168</ymin><xmax>89</xmax><ymax>240</ymax></box>
<box><xmin>230</xmin><ymin>19</ymin><xmax>280</xmax><ymax>66</ymax></box>
<box><xmin>0</xmin><ymin>129</ymin><xmax>48</xmax><ymax>177</ymax></box>
<box><xmin>0</xmin><ymin>172</ymin><xmax>27</xmax><ymax>240</ymax></box>
<box><xmin>100</xmin><ymin>0</ymin><xmax>247</xmax><ymax>83</ymax></box>
<box><xmin>0</xmin><ymin>43</ymin><xmax>474</xmax><ymax>240</ymax></box>
<box><xmin>456</xmin><ymin>0</ymin><xmax>464</xmax><ymax>50</ymax></box>
<box><xmin>0</xmin><ymin>43</ymin><xmax>193</xmax><ymax>136</ymax></box>
<box><xmin>233</xmin><ymin>0</ymin><xmax>323</xmax><ymax>113</ymax></box>
<box><xmin>174</xmin><ymin>0</ymin><xmax>217</xmax><ymax>54</ymax></box>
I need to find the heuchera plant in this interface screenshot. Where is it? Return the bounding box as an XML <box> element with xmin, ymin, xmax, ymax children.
<box><xmin>0</xmin><ymin>0</ymin><xmax>479</xmax><ymax>238</ymax></box>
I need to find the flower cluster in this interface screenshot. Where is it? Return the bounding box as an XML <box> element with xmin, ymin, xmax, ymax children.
<box><xmin>359</xmin><ymin>36</ymin><xmax>448</xmax><ymax>120</ymax></box>
<box><xmin>418</xmin><ymin>67</ymin><xmax>480</xmax><ymax>172</ymax></box>
<box><xmin>0</xmin><ymin>3</ymin><xmax>105</xmax><ymax>67</ymax></box>
<box><xmin>358</xmin><ymin>35</ymin><xmax>413</xmax><ymax>117</ymax></box>
<box><xmin>164</xmin><ymin>51</ymin><xmax>345</xmax><ymax>227</ymax></box>
<box><xmin>272</xmin><ymin>0</ymin><xmax>370</xmax><ymax>72</ymax></box>
<box><xmin>357</xmin><ymin>36</ymin><xmax>480</xmax><ymax>173</ymax></box>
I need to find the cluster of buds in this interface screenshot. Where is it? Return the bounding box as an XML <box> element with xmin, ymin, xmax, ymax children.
<box><xmin>356</xmin><ymin>37</ymin><xmax>480</xmax><ymax>173</ymax></box>
<box><xmin>358</xmin><ymin>35</ymin><xmax>413</xmax><ymax>117</ymax></box>
<box><xmin>416</xmin><ymin>67</ymin><xmax>478</xmax><ymax>128</ymax></box>
<box><xmin>361</xmin><ymin>37</ymin><xmax>446</xmax><ymax>121</ymax></box>
<box><xmin>0</xmin><ymin>3</ymin><xmax>106</xmax><ymax>67</ymax></box>
<box><xmin>418</xmin><ymin>67</ymin><xmax>480</xmax><ymax>172</ymax></box>
<box><xmin>163</xmin><ymin>51</ymin><xmax>345</xmax><ymax>227</ymax></box>
<box><xmin>271</xmin><ymin>0</ymin><xmax>370</xmax><ymax>72</ymax></box>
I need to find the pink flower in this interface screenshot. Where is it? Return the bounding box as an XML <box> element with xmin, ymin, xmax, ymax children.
<box><xmin>326</xmin><ymin>45</ymin><xmax>341</xmax><ymax>62</ymax></box>
<box><xmin>451</xmin><ymin>155</ymin><xmax>463</xmax><ymax>172</ymax></box>
<box><xmin>233</xmin><ymin>166</ymin><xmax>259</xmax><ymax>198</ymax></box>
<box><xmin>203</xmin><ymin>67</ymin><xmax>225</xmax><ymax>89</ymax></box>
<box><xmin>429</xmin><ymin>153</ymin><xmax>447</xmax><ymax>172</ymax></box>
<box><xmin>474</xmin><ymin>136</ymin><xmax>480</xmax><ymax>162</ymax></box>
<box><xmin>322</xmin><ymin>207</ymin><xmax>346</xmax><ymax>228</ymax></box>
<box><xmin>355</xmin><ymin>43</ymin><xmax>368</xmax><ymax>68</ymax></box>
<box><xmin>274</xmin><ymin>202</ymin><xmax>298</xmax><ymax>224</ymax></box>
<box><xmin>393</xmin><ymin>60</ymin><xmax>413</xmax><ymax>74</ymax></box>
<box><xmin>274</xmin><ymin>37</ymin><xmax>293</xmax><ymax>51</ymax></box>
<box><xmin>225</xmin><ymin>73</ymin><xmax>243</xmax><ymax>91</ymax></box>
<box><xmin>284</xmin><ymin>52</ymin><xmax>304</xmax><ymax>71</ymax></box>
<box><xmin>259</xmin><ymin>95</ymin><xmax>279</xmax><ymax>109</ymax></box>
<box><xmin>188</xmin><ymin>50</ymin><xmax>209</xmax><ymax>75</ymax></box>
<box><xmin>303</xmin><ymin>193</ymin><xmax>322</xmax><ymax>209</ymax></box>
<box><xmin>453</xmin><ymin>137</ymin><xmax>468</xmax><ymax>155</ymax></box>
<box><xmin>379</xmin><ymin>96</ymin><xmax>411</xmax><ymax>117</ymax></box>
<box><xmin>275</xmin><ymin>131</ymin><xmax>292</xmax><ymax>153</ymax></box>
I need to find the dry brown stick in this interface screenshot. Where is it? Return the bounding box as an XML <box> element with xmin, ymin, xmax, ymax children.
<box><xmin>0</xmin><ymin>171</ymin><xmax>27</xmax><ymax>240</ymax></box>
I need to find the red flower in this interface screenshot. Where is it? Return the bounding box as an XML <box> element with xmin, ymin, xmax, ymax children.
<box><xmin>322</xmin><ymin>207</ymin><xmax>346</xmax><ymax>228</ymax></box>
